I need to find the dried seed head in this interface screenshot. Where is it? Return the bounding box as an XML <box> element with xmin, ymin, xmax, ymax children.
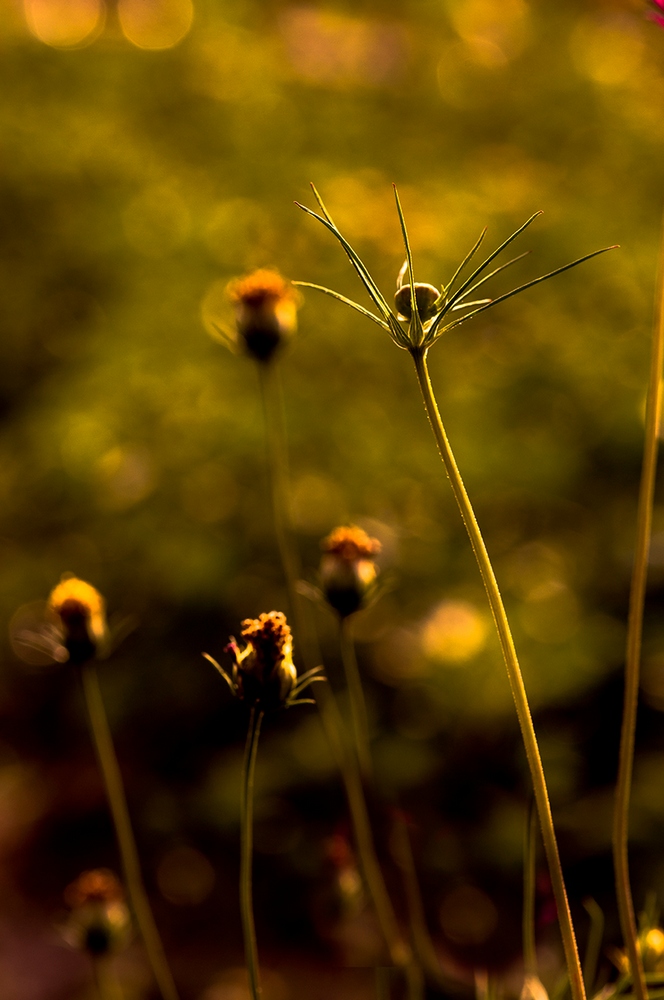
<box><xmin>63</xmin><ymin>869</ymin><xmax>130</xmax><ymax>957</ymax></box>
<box><xmin>394</xmin><ymin>282</ymin><xmax>439</xmax><ymax>322</ymax></box>
<box><xmin>320</xmin><ymin>526</ymin><xmax>381</xmax><ymax>618</ymax></box>
<box><xmin>47</xmin><ymin>575</ymin><xmax>108</xmax><ymax>665</ymax></box>
<box><xmin>227</xmin><ymin>269</ymin><xmax>298</xmax><ymax>363</ymax></box>
<box><xmin>231</xmin><ymin>611</ymin><xmax>297</xmax><ymax>709</ymax></box>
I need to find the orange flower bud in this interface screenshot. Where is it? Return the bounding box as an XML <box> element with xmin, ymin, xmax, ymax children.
<box><xmin>320</xmin><ymin>525</ymin><xmax>381</xmax><ymax>618</ymax></box>
<box><xmin>63</xmin><ymin>869</ymin><xmax>130</xmax><ymax>956</ymax></box>
<box><xmin>227</xmin><ymin>269</ymin><xmax>298</xmax><ymax>363</ymax></box>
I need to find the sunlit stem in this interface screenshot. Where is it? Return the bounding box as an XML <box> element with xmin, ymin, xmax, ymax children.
<box><xmin>80</xmin><ymin>663</ymin><xmax>180</xmax><ymax>1000</ymax></box>
<box><xmin>612</xmin><ymin>213</ymin><xmax>664</xmax><ymax>1000</ymax></box>
<box><xmin>523</xmin><ymin>798</ymin><xmax>537</xmax><ymax>978</ymax></box>
<box><xmin>241</xmin><ymin>706</ymin><xmax>264</xmax><ymax>1000</ymax></box>
<box><xmin>258</xmin><ymin>360</ymin><xmax>420</xmax><ymax>997</ymax></box>
<box><xmin>410</xmin><ymin>347</ymin><xmax>586</xmax><ymax>1000</ymax></box>
<box><xmin>340</xmin><ymin>616</ymin><xmax>372</xmax><ymax>781</ymax></box>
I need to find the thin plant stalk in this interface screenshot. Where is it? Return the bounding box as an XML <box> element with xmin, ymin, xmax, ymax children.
<box><xmin>340</xmin><ymin>616</ymin><xmax>372</xmax><ymax>780</ymax></box>
<box><xmin>80</xmin><ymin>663</ymin><xmax>180</xmax><ymax>1000</ymax></box>
<box><xmin>411</xmin><ymin>346</ymin><xmax>586</xmax><ymax>1000</ymax></box>
<box><xmin>582</xmin><ymin>898</ymin><xmax>604</xmax><ymax>994</ymax></box>
<box><xmin>241</xmin><ymin>706</ymin><xmax>264</xmax><ymax>1000</ymax></box>
<box><xmin>92</xmin><ymin>956</ymin><xmax>123</xmax><ymax>1000</ymax></box>
<box><xmin>391</xmin><ymin>810</ymin><xmax>448</xmax><ymax>989</ymax></box>
<box><xmin>257</xmin><ymin>362</ymin><xmax>421</xmax><ymax>994</ymax></box>
<box><xmin>611</xmin><ymin>215</ymin><xmax>664</xmax><ymax>1000</ymax></box>
<box><xmin>523</xmin><ymin>798</ymin><xmax>538</xmax><ymax>979</ymax></box>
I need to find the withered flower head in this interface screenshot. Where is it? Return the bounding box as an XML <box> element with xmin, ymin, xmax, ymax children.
<box><xmin>205</xmin><ymin>610</ymin><xmax>324</xmax><ymax>710</ymax></box>
<box><xmin>320</xmin><ymin>525</ymin><xmax>381</xmax><ymax>618</ymax></box>
<box><xmin>63</xmin><ymin>869</ymin><xmax>130</xmax><ymax>957</ymax></box>
<box><xmin>227</xmin><ymin>269</ymin><xmax>298</xmax><ymax>363</ymax></box>
<box><xmin>47</xmin><ymin>575</ymin><xmax>108</xmax><ymax>665</ymax></box>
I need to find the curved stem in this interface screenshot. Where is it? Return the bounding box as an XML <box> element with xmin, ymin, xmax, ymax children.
<box><xmin>612</xmin><ymin>214</ymin><xmax>664</xmax><ymax>1000</ymax></box>
<box><xmin>241</xmin><ymin>706</ymin><xmax>264</xmax><ymax>1000</ymax></box>
<box><xmin>340</xmin><ymin>617</ymin><xmax>372</xmax><ymax>781</ymax></box>
<box><xmin>80</xmin><ymin>663</ymin><xmax>180</xmax><ymax>1000</ymax></box>
<box><xmin>411</xmin><ymin>348</ymin><xmax>585</xmax><ymax>1000</ymax></box>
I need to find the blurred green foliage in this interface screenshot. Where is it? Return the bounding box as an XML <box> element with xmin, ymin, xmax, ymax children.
<box><xmin>2</xmin><ymin>0</ymin><xmax>664</xmax><ymax>996</ymax></box>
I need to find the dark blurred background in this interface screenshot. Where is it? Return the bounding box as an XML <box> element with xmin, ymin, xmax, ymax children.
<box><xmin>0</xmin><ymin>0</ymin><xmax>663</xmax><ymax>996</ymax></box>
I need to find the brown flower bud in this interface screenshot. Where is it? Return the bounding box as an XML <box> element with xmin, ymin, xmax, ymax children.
<box><xmin>227</xmin><ymin>269</ymin><xmax>298</xmax><ymax>363</ymax></box>
<box><xmin>229</xmin><ymin>611</ymin><xmax>297</xmax><ymax>709</ymax></box>
<box><xmin>320</xmin><ymin>526</ymin><xmax>381</xmax><ymax>618</ymax></box>
<box><xmin>47</xmin><ymin>575</ymin><xmax>108</xmax><ymax>665</ymax></box>
<box><xmin>394</xmin><ymin>282</ymin><xmax>439</xmax><ymax>322</ymax></box>
<box><xmin>63</xmin><ymin>869</ymin><xmax>130</xmax><ymax>957</ymax></box>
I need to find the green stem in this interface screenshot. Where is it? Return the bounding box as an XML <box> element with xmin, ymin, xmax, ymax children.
<box><xmin>523</xmin><ymin>798</ymin><xmax>538</xmax><ymax>978</ymax></box>
<box><xmin>612</xmin><ymin>217</ymin><xmax>664</xmax><ymax>1000</ymax></box>
<box><xmin>80</xmin><ymin>663</ymin><xmax>180</xmax><ymax>1000</ymax></box>
<box><xmin>340</xmin><ymin>616</ymin><xmax>372</xmax><ymax>780</ymax></box>
<box><xmin>92</xmin><ymin>956</ymin><xmax>123</xmax><ymax>1000</ymax></box>
<box><xmin>241</xmin><ymin>706</ymin><xmax>264</xmax><ymax>1000</ymax></box>
<box><xmin>411</xmin><ymin>347</ymin><xmax>585</xmax><ymax>1000</ymax></box>
<box><xmin>258</xmin><ymin>360</ymin><xmax>421</xmax><ymax>996</ymax></box>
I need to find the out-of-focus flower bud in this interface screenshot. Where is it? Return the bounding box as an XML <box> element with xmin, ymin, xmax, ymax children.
<box><xmin>320</xmin><ymin>525</ymin><xmax>381</xmax><ymax>618</ymax></box>
<box><xmin>62</xmin><ymin>869</ymin><xmax>130</xmax><ymax>957</ymax></box>
<box><xmin>47</xmin><ymin>575</ymin><xmax>109</xmax><ymax>665</ymax></box>
<box><xmin>642</xmin><ymin>927</ymin><xmax>664</xmax><ymax>972</ymax></box>
<box><xmin>227</xmin><ymin>269</ymin><xmax>299</xmax><ymax>363</ymax></box>
<box><xmin>227</xmin><ymin>611</ymin><xmax>297</xmax><ymax>709</ymax></box>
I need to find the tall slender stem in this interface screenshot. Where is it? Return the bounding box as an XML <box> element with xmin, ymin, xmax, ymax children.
<box><xmin>612</xmin><ymin>214</ymin><xmax>664</xmax><ymax>1000</ymax></box>
<box><xmin>92</xmin><ymin>956</ymin><xmax>123</xmax><ymax>1000</ymax></box>
<box><xmin>340</xmin><ymin>616</ymin><xmax>372</xmax><ymax>780</ymax></box>
<box><xmin>258</xmin><ymin>360</ymin><xmax>420</xmax><ymax>996</ymax></box>
<box><xmin>80</xmin><ymin>663</ymin><xmax>180</xmax><ymax>1000</ymax></box>
<box><xmin>241</xmin><ymin>706</ymin><xmax>264</xmax><ymax>1000</ymax></box>
<box><xmin>411</xmin><ymin>347</ymin><xmax>585</xmax><ymax>1000</ymax></box>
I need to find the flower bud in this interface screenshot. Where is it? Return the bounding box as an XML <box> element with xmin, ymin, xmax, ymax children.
<box><xmin>394</xmin><ymin>282</ymin><xmax>439</xmax><ymax>322</ymax></box>
<box><xmin>320</xmin><ymin>526</ymin><xmax>381</xmax><ymax>618</ymax></box>
<box><xmin>47</xmin><ymin>575</ymin><xmax>108</xmax><ymax>665</ymax></box>
<box><xmin>227</xmin><ymin>269</ymin><xmax>298</xmax><ymax>363</ymax></box>
<box><xmin>228</xmin><ymin>611</ymin><xmax>297</xmax><ymax>709</ymax></box>
<box><xmin>63</xmin><ymin>869</ymin><xmax>130</xmax><ymax>957</ymax></box>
